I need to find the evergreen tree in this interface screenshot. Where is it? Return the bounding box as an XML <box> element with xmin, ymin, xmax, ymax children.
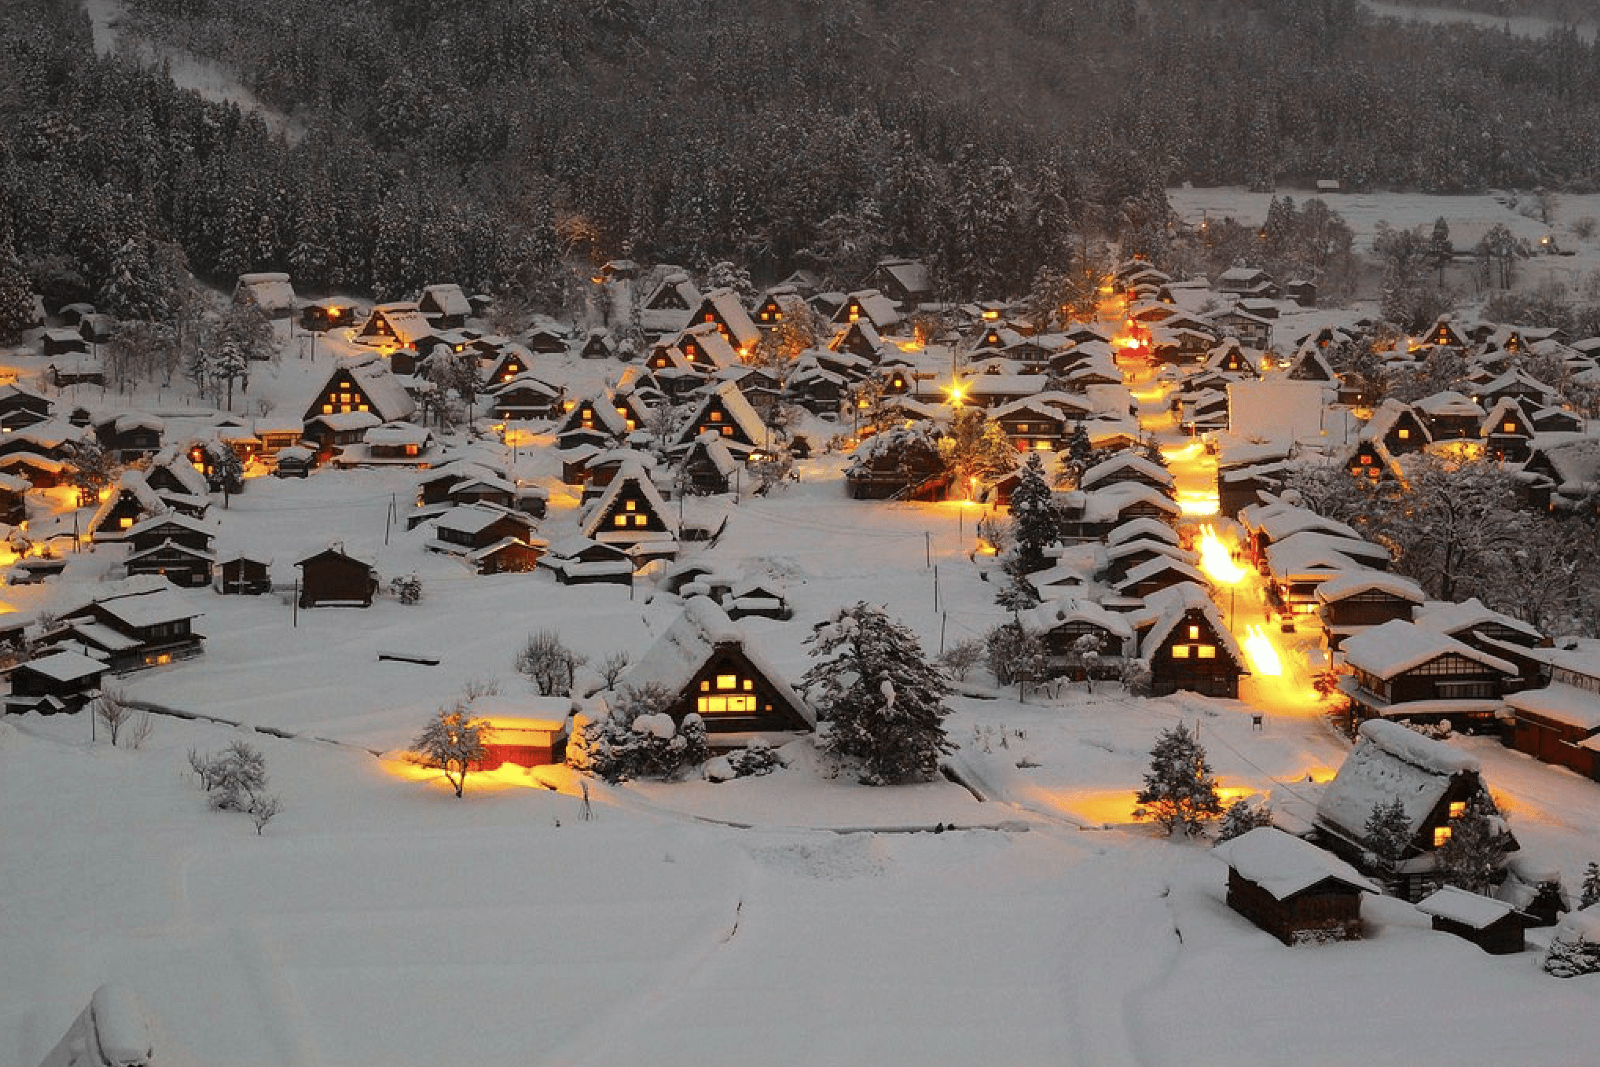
<box><xmin>1363</xmin><ymin>797</ymin><xmax>1412</xmax><ymax>877</ymax></box>
<box><xmin>1134</xmin><ymin>722</ymin><xmax>1222</xmax><ymax>836</ymax></box>
<box><xmin>412</xmin><ymin>702</ymin><xmax>491</xmax><ymax>798</ymax></box>
<box><xmin>1581</xmin><ymin>862</ymin><xmax>1600</xmax><ymax>910</ymax></box>
<box><xmin>803</xmin><ymin>602</ymin><xmax>953</xmax><ymax>785</ymax></box>
<box><xmin>0</xmin><ymin>236</ymin><xmax>39</xmax><ymax>345</ymax></box>
<box><xmin>1543</xmin><ymin>922</ymin><xmax>1600</xmax><ymax>978</ymax></box>
<box><xmin>1435</xmin><ymin>791</ymin><xmax>1515</xmax><ymax>895</ymax></box>
<box><xmin>1216</xmin><ymin>796</ymin><xmax>1274</xmax><ymax>843</ymax></box>
<box><xmin>1009</xmin><ymin>452</ymin><xmax>1059</xmax><ymax>574</ymax></box>
<box><xmin>984</xmin><ymin>619</ymin><xmax>1048</xmax><ymax>689</ymax></box>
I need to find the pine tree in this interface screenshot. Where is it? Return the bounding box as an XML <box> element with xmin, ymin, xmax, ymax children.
<box><xmin>412</xmin><ymin>702</ymin><xmax>491</xmax><ymax>798</ymax></box>
<box><xmin>1009</xmin><ymin>452</ymin><xmax>1059</xmax><ymax>574</ymax></box>
<box><xmin>1581</xmin><ymin>862</ymin><xmax>1600</xmax><ymax>909</ymax></box>
<box><xmin>1134</xmin><ymin>722</ymin><xmax>1222</xmax><ymax>836</ymax></box>
<box><xmin>1216</xmin><ymin>796</ymin><xmax>1274</xmax><ymax>843</ymax></box>
<box><xmin>0</xmin><ymin>236</ymin><xmax>39</xmax><ymax>345</ymax></box>
<box><xmin>1435</xmin><ymin>791</ymin><xmax>1515</xmax><ymax>895</ymax></box>
<box><xmin>1544</xmin><ymin>925</ymin><xmax>1600</xmax><ymax>977</ymax></box>
<box><xmin>1363</xmin><ymin>797</ymin><xmax>1412</xmax><ymax>877</ymax></box>
<box><xmin>803</xmin><ymin>602</ymin><xmax>953</xmax><ymax>785</ymax></box>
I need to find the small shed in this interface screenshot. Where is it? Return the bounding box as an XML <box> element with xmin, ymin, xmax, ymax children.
<box><xmin>1416</xmin><ymin>886</ymin><xmax>1527</xmax><ymax>955</ymax></box>
<box><xmin>1215</xmin><ymin>827</ymin><xmax>1376</xmax><ymax>946</ymax></box>
<box><xmin>472</xmin><ymin>697</ymin><xmax>573</xmax><ymax>769</ymax></box>
<box><xmin>296</xmin><ymin>547</ymin><xmax>378</xmax><ymax>607</ymax></box>
<box><xmin>216</xmin><ymin>554</ymin><xmax>272</xmax><ymax>595</ymax></box>
<box><xmin>5</xmin><ymin>650</ymin><xmax>107</xmax><ymax>715</ymax></box>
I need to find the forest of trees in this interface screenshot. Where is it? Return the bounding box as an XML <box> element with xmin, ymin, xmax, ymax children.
<box><xmin>5</xmin><ymin>0</ymin><xmax>1600</xmax><ymax>327</ymax></box>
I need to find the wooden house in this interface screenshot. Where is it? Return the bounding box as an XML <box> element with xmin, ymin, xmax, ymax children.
<box><xmin>1315</xmin><ymin>719</ymin><xmax>1517</xmax><ymax>899</ymax></box>
<box><xmin>555</xmin><ymin>394</ymin><xmax>629</xmax><ymax>448</ymax></box>
<box><xmin>1078</xmin><ymin>452</ymin><xmax>1175</xmax><ymax>497</ymax></box>
<box><xmin>90</xmin><ymin>413</ymin><xmax>162</xmax><ymax>463</ymax></box>
<box><xmin>4</xmin><ymin>650</ymin><xmax>106</xmax><ymax>715</ymax></box>
<box><xmin>991</xmin><ymin>398</ymin><xmax>1074</xmax><ymax>453</ymax></box>
<box><xmin>1473</xmin><ymin>368</ymin><xmax>1555</xmax><ymax>411</ymax></box>
<box><xmin>299</xmin><ymin>297</ymin><xmax>357</xmax><ymax>333</ymax></box>
<box><xmin>1502</xmin><ymin>650</ymin><xmax>1600</xmax><ymax>781</ymax></box>
<box><xmin>470</xmin><ymin>697</ymin><xmax>572</xmax><ymax>768</ymax></box>
<box><xmin>47</xmin><ymin>354</ymin><xmax>105</xmax><ymax>388</ymax></box>
<box><xmin>429</xmin><ymin>505</ymin><xmax>542</xmax><ymax>574</ymax></box>
<box><xmin>303</xmin><ymin>411</ymin><xmax>381</xmax><ymax>454</ymax></box>
<box><xmin>581</xmin><ymin>460</ymin><xmax>678</xmax><ymax>565</ymax></box>
<box><xmin>1238</xmin><ymin>498</ymin><xmax>1362</xmax><ymax>569</ymax></box>
<box><xmin>355</xmin><ymin>302</ymin><xmax>436</xmax><ymax>351</ymax></box>
<box><xmin>123</xmin><ymin>538</ymin><xmax>214</xmax><ymax>588</ymax></box>
<box><xmin>1216</xmin><ymin>267</ymin><xmax>1280</xmax><ymax>300</ymax></box>
<box><xmin>1114</xmin><ymin>555</ymin><xmax>1209</xmax><ymax>600</ymax></box>
<box><xmin>537</xmin><ymin>535</ymin><xmax>634</xmax><ymax>586</ymax></box>
<box><xmin>832</xmin><ymin>319</ymin><xmax>888</xmax><ymax>363</ymax></box>
<box><xmin>1217</xmin><ymin>460</ymin><xmax>1291</xmax><ymax>520</ymax></box>
<box><xmin>273</xmin><ymin>446</ymin><xmax>314</xmax><ymax>478</ymax></box>
<box><xmin>1421</xmin><ymin>317</ymin><xmax>1469</xmax><ymax>350</ymax></box>
<box><xmin>1209</xmin><ymin>308</ymin><xmax>1272</xmax><ymax>351</ymax></box>
<box><xmin>1055</xmin><ymin>482</ymin><xmax>1181</xmax><ymax>541</ymax></box>
<box><xmin>1202</xmin><ymin>339</ymin><xmax>1262</xmax><ymax>377</ymax></box>
<box><xmin>1021</xmin><ymin>598</ymin><xmax>1134</xmax><ymax>678</ymax></box>
<box><xmin>862</xmin><ymin>257</ymin><xmax>933</xmax><ymax>308</ymax></box>
<box><xmin>0</xmin><ymin>471</ymin><xmax>29</xmax><ymax>526</ymax></box>
<box><xmin>831</xmin><ymin>289</ymin><xmax>902</xmax><ymax>334</ymax></box>
<box><xmin>844</xmin><ymin>426</ymin><xmax>949</xmax><ymax>501</ymax></box>
<box><xmin>686</xmin><ymin>288</ymin><xmax>760</xmax><ymax>352</ymax></box>
<box><xmin>88</xmin><ymin>471</ymin><xmax>167</xmax><ymax>542</ymax></box>
<box><xmin>232</xmin><ymin>272</ymin><xmax>296</xmax><ymax>319</ymax></box>
<box><xmin>1338</xmin><ymin>619</ymin><xmax>1517</xmax><ymax>730</ymax></box>
<box><xmin>675</xmin><ymin>322</ymin><xmax>741</xmax><ymax>373</ymax></box>
<box><xmin>1104</xmin><ymin>536</ymin><xmax>1195</xmax><ymax>581</ymax></box>
<box><xmin>1518</xmin><ymin>439</ymin><xmax>1600</xmax><ymax>515</ymax></box>
<box><xmin>1480</xmin><ymin>397</ymin><xmax>1534</xmax><ymax>462</ymax></box>
<box><xmin>672</xmin><ymin>380</ymin><xmax>769</xmax><ymax>454</ymax></box>
<box><xmin>614</xmin><ymin>596</ymin><xmax>814</xmax><ymax>744</ymax></box>
<box><xmin>752</xmin><ymin>286</ymin><xmax>810</xmax><ymax>331</ymax></box>
<box><xmin>721</xmin><ymin>577</ymin><xmax>793</xmax><ymax>622</ymax></box>
<box><xmin>1362</xmin><ymin>400</ymin><xmax>1430</xmax><ymax>456</ymax></box>
<box><xmin>487</xmin><ymin>373</ymin><xmax>563</xmax><ymax>421</ymax></box>
<box><xmin>40</xmin><ymin>327</ymin><xmax>89</xmax><ymax>358</ymax></box>
<box><xmin>479</xmin><ymin>342</ymin><xmax>533</xmax><ymax>388</ymax></box>
<box><xmin>640</xmin><ymin>270</ymin><xmax>702</xmax><ymax>332</ymax></box>
<box><xmin>1411</xmin><ymin>597</ymin><xmax>1547</xmax><ymax>669</ymax></box>
<box><xmin>1215</xmin><ymin>828</ymin><xmax>1375</xmax><ymax>946</ymax></box>
<box><xmin>216</xmin><ymin>554</ymin><xmax>272</xmax><ymax>595</ymax></box>
<box><xmin>418</xmin><ymin>283</ymin><xmax>472</xmax><ymax>329</ymax></box>
<box><xmin>1416</xmin><ymin>887</ymin><xmax>1528</xmax><ymax>954</ymax></box>
<box><xmin>1284</xmin><ymin>346</ymin><xmax>1337</xmax><ymax>383</ymax></box>
<box><xmin>1343</xmin><ymin>438</ymin><xmax>1406</xmax><ymax>484</ymax></box>
<box><xmin>1314</xmin><ymin>571</ymin><xmax>1426</xmax><ymax>651</ymax></box>
<box><xmin>0</xmin><ymin>384</ymin><xmax>52</xmax><ymax>432</ymax></box>
<box><xmin>1414</xmin><ymin>391</ymin><xmax>1485</xmax><ymax>441</ymax></box>
<box><xmin>295</xmin><ymin>547</ymin><xmax>378</xmax><ymax>608</ymax></box>
<box><xmin>50</xmin><ymin>584</ymin><xmax>206</xmax><ymax>671</ymax></box>
<box><xmin>302</xmin><ymin>356</ymin><xmax>416</xmax><ymax>425</ymax></box>
<box><xmin>1136</xmin><ymin>583</ymin><xmax>1247</xmax><ymax>698</ymax></box>
<box><xmin>680</xmin><ymin>431</ymin><xmax>741</xmax><ymax>495</ymax></box>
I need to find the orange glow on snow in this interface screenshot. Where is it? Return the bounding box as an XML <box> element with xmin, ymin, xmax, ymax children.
<box><xmin>1243</xmin><ymin>626</ymin><xmax>1282</xmax><ymax>677</ymax></box>
<box><xmin>1197</xmin><ymin>525</ymin><xmax>1247</xmax><ymax>584</ymax></box>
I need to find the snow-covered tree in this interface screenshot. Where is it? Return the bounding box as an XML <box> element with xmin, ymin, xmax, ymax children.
<box><xmin>1363</xmin><ymin>797</ymin><xmax>1412</xmax><ymax>877</ymax></box>
<box><xmin>942</xmin><ymin>407</ymin><xmax>1018</xmax><ymax>493</ymax></box>
<box><xmin>412</xmin><ymin>703</ymin><xmax>491</xmax><ymax>798</ymax></box>
<box><xmin>1435</xmin><ymin>791</ymin><xmax>1515</xmax><ymax>895</ymax></box>
<box><xmin>0</xmin><ymin>236</ymin><xmax>37</xmax><ymax>345</ymax></box>
<box><xmin>1134</xmin><ymin>722</ymin><xmax>1223</xmax><ymax>836</ymax></box>
<box><xmin>803</xmin><ymin>602</ymin><xmax>953</xmax><ymax>785</ymax></box>
<box><xmin>1543</xmin><ymin>913</ymin><xmax>1600</xmax><ymax>977</ymax></box>
<box><xmin>1216</xmin><ymin>796</ymin><xmax>1274</xmax><ymax>843</ymax></box>
<box><xmin>189</xmin><ymin>740</ymin><xmax>270</xmax><ymax>813</ymax></box>
<box><xmin>984</xmin><ymin>619</ymin><xmax>1048</xmax><ymax>690</ymax></box>
<box><xmin>1580</xmin><ymin>862</ymin><xmax>1600</xmax><ymax>910</ymax></box>
<box><xmin>1009</xmin><ymin>452</ymin><xmax>1059</xmax><ymax>574</ymax></box>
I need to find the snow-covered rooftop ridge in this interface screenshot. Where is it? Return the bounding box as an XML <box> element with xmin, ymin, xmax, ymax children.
<box><xmin>1359</xmin><ymin>719</ymin><xmax>1479</xmax><ymax>776</ymax></box>
<box><xmin>1415</xmin><ymin>885</ymin><xmax>1517</xmax><ymax>928</ymax></box>
<box><xmin>1341</xmin><ymin>619</ymin><xmax>1517</xmax><ymax>681</ymax></box>
<box><xmin>1314</xmin><ymin>570</ymin><xmax>1425</xmax><ymax>603</ymax></box>
<box><xmin>1213</xmin><ymin>827</ymin><xmax>1376</xmax><ymax>899</ymax></box>
<box><xmin>1412</xmin><ymin>597</ymin><xmax>1544</xmax><ymax>641</ymax></box>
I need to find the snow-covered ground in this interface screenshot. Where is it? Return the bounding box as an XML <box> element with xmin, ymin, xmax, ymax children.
<box><xmin>1363</xmin><ymin>0</ymin><xmax>1598</xmax><ymax>43</ymax></box>
<box><xmin>6</xmin><ymin>303</ymin><xmax>1600</xmax><ymax>1065</ymax></box>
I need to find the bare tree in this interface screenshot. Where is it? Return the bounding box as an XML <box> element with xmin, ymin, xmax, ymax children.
<box><xmin>94</xmin><ymin>687</ymin><xmax>132</xmax><ymax>747</ymax></box>
<box><xmin>412</xmin><ymin>702</ymin><xmax>491</xmax><ymax>798</ymax></box>
<box><xmin>251</xmin><ymin>794</ymin><xmax>282</xmax><ymax>835</ymax></box>
<box><xmin>597</xmin><ymin>651</ymin><xmax>631</xmax><ymax>689</ymax></box>
<box><xmin>515</xmin><ymin>630</ymin><xmax>586</xmax><ymax>696</ymax></box>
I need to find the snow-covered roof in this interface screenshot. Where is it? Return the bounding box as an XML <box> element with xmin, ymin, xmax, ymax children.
<box><xmin>1413</xmin><ymin>390</ymin><xmax>1485</xmax><ymax>419</ymax></box>
<box><xmin>235</xmin><ymin>272</ymin><xmax>296</xmax><ymax>312</ymax></box>
<box><xmin>342</xmin><ymin>356</ymin><xmax>417</xmax><ymax>423</ymax></box>
<box><xmin>1080</xmin><ymin>452</ymin><xmax>1174</xmax><ymax>489</ymax></box>
<box><xmin>20</xmin><ymin>648</ymin><xmax>107</xmax><ymax>683</ymax></box>
<box><xmin>1340</xmin><ymin>619</ymin><xmax>1517</xmax><ymax>680</ymax></box>
<box><xmin>1021</xmin><ymin>597</ymin><xmax>1134</xmax><ymax>640</ymax></box>
<box><xmin>1314</xmin><ymin>570</ymin><xmax>1425</xmax><ymax>605</ymax></box>
<box><xmin>87</xmin><ymin>586</ymin><xmax>205</xmax><ymax>629</ymax></box>
<box><xmin>1105</xmin><ymin>516</ymin><xmax>1179</xmax><ymax>547</ymax></box>
<box><xmin>1502</xmin><ymin>683</ymin><xmax>1600</xmax><ymax>732</ymax></box>
<box><xmin>1415</xmin><ymin>885</ymin><xmax>1518</xmax><ymax>928</ymax></box>
<box><xmin>1136</xmin><ymin>582</ymin><xmax>1246</xmax><ymax>666</ymax></box>
<box><xmin>581</xmin><ymin>459</ymin><xmax>678</xmax><ymax>540</ymax></box>
<box><xmin>619</xmin><ymin>597</ymin><xmax>814</xmax><ymax>727</ymax></box>
<box><xmin>1213</xmin><ymin>827</ymin><xmax>1376</xmax><ymax>899</ymax></box>
<box><xmin>1264</xmin><ymin>532</ymin><xmax>1389</xmax><ymax>577</ymax></box>
<box><xmin>420</xmin><ymin>283</ymin><xmax>473</xmax><ymax>318</ymax></box>
<box><xmin>1411</xmin><ymin>598</ymin><xmax>1543</xmax><ymax>644</ymax></box>
<box><xmin>1316</xmin><ymin>719</ymin><xmax>1480</xmax><ymax>840</ymax></box>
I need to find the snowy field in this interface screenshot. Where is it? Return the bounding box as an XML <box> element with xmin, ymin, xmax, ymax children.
<box><xmin>8</xmin><ymin>187</ymin><xmax>1600</xmax><ymax>1063</ymax></box>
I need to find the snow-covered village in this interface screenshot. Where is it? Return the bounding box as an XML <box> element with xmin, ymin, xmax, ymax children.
<box><xmin>10</xmin><ymin>1</ymin><xmax>1600</xmax><ymax>1065</ymax></box>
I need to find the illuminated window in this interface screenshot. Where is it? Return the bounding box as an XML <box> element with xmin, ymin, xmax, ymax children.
<box><xmin>1397</xmin><ymin>428</ymin><xmax>1409</xmax><ymax>439</ymax></box>
<box><xmin>1449</xmin><ymin>801</ymin><xmax>1466</xmax><ymax>818</ymax></box>
<box><xmin>1188</xmin><ymin>625</ymin><xmax>1200</xmax><ymax>640</ymax></box>
<box><xmin>1504</xmin><ymin>422</ymin><xmax>1517</xmax><ymax>433</ymax></box>
<box><xmin>1036</xmin><ymin>440</ymin><xmax>1051</xmax><ymax>450</ymax></box>
<box><xmin>699</xmin><ymin>680</ymin><xmax>710</xmax><ymax>691</ymax></box>
<box><xmin>743</xmin><ymin>679</ymin><xmax>753</xmax><ymax>690</ymax></box>
<box><xmin>625</xmin><ymin>500</ymin><xmax>636</xmax><ymax>511</ymax></box>
<box><xmin>717</xmin><ymin>675</ymin><xmax>738</xmax><ymax>689</ymax></box>
<box><xmin>613</xmin><ymin>515</ymin><xmax>628</xmax><ymax>528</ymax></box>
<box><xmin>322</xmin><ymin>404</ymin><xmax>333</xmax><ymax>414</ymax></box>
<box><xmin>709</xmin><ymin>411</ymin><xmax>722</xmax><ymax>422</ymax></box>
<box><xmin>698</xmin><ymin>694</ymin><xmax>756</xmax><ymax>714</ymax></box>
<box><xmin>633</xmin><ymin>514</ymin><xmax>647</xmax><ymax>526</ymax></box>
<box><xmin>722</xmin><ymin>427</ymin><xmax>733</xmax><ymax>436</ymax></box>
<box><xmin>119</xmin><ymin>516</ymin><xmax>134</xmax><ymax>529</ymax></box>
<box><xmin>1433</xmin><ymin>826</ymin><xmax>1452</xmax><ymax>847</ymax></box>
<box><xmin>1360</xmin><ymin>454</ymin><xmax>1372</xmax><ymax>465</ymax></box>
<box><xmin>1172</xmin><ymin>645</ymin><xmax>1191</xmax><ymax>659</ymax></box>
<box><xmin>1198</xmin><ymin>645</ymin><xmax>1216</xmax><ymax>659</ymax></box>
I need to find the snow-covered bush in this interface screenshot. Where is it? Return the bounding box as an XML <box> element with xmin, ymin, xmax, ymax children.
<box><xmin>570</xmin><ymin>689</ymin><xmax>707</xmax><ymax>782</ymax></box>
<box><xmin>1120</xmin><ymin>658</ymin><xmax>1153</xmax><ymax>697</ymax></box>
<box><xmin>1544</xmin><ymin>910</ymin><xmax>1600</xmax><ymax>977</ymax></box>
<box><xmin>984</xmin><ymin>619</ymin><xmax>1047</xmax><ymax>688</ymax></box>
<box><xmin>1582</xmin><ymin>862</ymin><xmax>1600</xmax><ymax>910</ymax></box>
<box><xmin>939</xmin><ymin>638</ymin><xmax>985</xmax><ymax>682</ymax></box>
<box><xmin>189</xmin><ymin>740</ymin><xmax>280</xmax><ymax>824</ymax></box>
<box><xmin>389</xmin><ymin>573</ymin><xmax>423</xmax><ymax>605</ymax></box>
<box><xmin>724</xmin><ymin>739</ymin><xmax>783</xmax><ymax>778</ymax></box>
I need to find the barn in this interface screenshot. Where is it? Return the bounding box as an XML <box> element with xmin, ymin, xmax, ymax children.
<box><xmin>1215</xmin><ymin>827</ymin><xmax>1376</xmax><ymax>946</ymax></box>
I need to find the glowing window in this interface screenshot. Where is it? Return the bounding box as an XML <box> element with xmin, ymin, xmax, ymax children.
<box><xmin>1449</xmin><ymin>801</ymin><xmax>1466</xmax><ymax>818</ymax></box>
<box><xmin>613</xmin><ymin>515</ymin><xmax>628</xmax><ymax>528</ymax></box>
<box><xmin>1198</xmin><ymin>645</ymin><xmax>1216</xmax><ymax>659</ymax></box>
<box><xmin>1172</xmin><ymin>645</ymin><xmax>1191</xmax><ymax>659</ymax></box>
<box><xmin>1188</xmin><ymin>625</ymin><xmax>1200</xmax><ymax>640</ymax></box>
<box><xmin>716</xmin><ymin>674</ymin><xmax>738</xmax><ymax>690</ymax></box>
<box><xmin>322</xmin><ymin>404</ymin><xmax>333</xmax><ymax>414</ymax></box>
<box><xmin>1036</xmin><ymin>441</ymin><xmax>1051</xmax><ymax>450</ymax></box>
<box><xmin>722</xmin><ymin>427</ymin><xmax>733</xmax><ymax>436</ymax></box>
<box><xmin>119</xmin><ymin>517</ymin><xmax>134</xmax><ymax>529</ymax></box>
<box><xmin>709</xmin><ymin>411</ymin><xmax>722</xmax><ymax>422</ymax></box>
<box><xmin>698</xmin><ymin>694</ymin><xmax>756</xmax><ymax>714</ymax></box>
<box><xmin>1433</xmin><ymin>826</ymin><xmax>1452</xmax><ymax>847</ymax></box>
<box><xmin>633</xmin><ymin>514</ymin><xmax>647</xmax><ymax>526</ymax></box>
<box><xmin>699</xmin><ymin>680</ymin><xmax>710</xmax><ymax>691</ymax></box>
<box><xmin>1397</xmin><ymin>428</ymin><xmax>1409</xmax><ymax>439</ymax></box>
<box><xmin>625</xmin><ymin>500</ymin><xmax>636</xmax><ymax>511</ymax></box>
<box><xmin>1504</xmin><ymin>422</ymin><xmax>1517</xmax><ymax>433</ymax></box>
